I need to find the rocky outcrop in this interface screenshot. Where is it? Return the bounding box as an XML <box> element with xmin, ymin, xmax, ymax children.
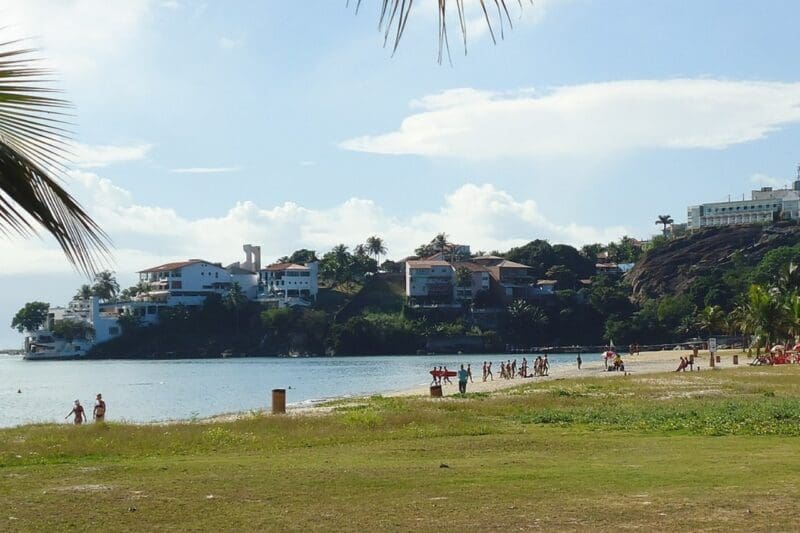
<box><xmin>627</xmin><ymin>223</ymin><xmax>800</xmax><ymax>303</ymax></box>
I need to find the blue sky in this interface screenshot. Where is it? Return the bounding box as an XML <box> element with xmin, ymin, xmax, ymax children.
<box><xmin>3</xmin><ymin>0</ymin><xmax>800</xmax><ymax>347</ymax></box>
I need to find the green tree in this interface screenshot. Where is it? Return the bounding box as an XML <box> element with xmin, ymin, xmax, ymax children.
<box><xmin>224</xmin><ymin>282</ymin><xmax>248</xmax><ymax>335</ymax></box>
<box><xmin>52</xmin><ymin>319</ymin><xmax>93</xmax><ymax>342</ymax></box>
<box><xmin>91</xmin><ymin>271</ymin><xmax>119</xmax><ymax>301</ymax></box>
<box><xmin>11</xmin><ymin>302</ymin><xmax>50</xmax><ymax>333</ymax></box>
<box><xmin>507</xmin><ymin>300</ymin><xmax>549</xmax><ymax>345</ymax></box>
<box><xmin>695</xmin><ymin>305</ymin><xmax>726</xmax><ymax>335</ymax></box>
<box><xmin>0</xmin><ymin>40</ymin><xmax>109</xmax><ymax>274</ymax></box>
<box><xmin>75</xmin><ymin>284</ymin><xmax>93</xmax><ymax>300</ymax></box>
<box><xmin>366</xmin><ymin>236</ymin><xmax>387</xmax><ymax>264</ymax></box>
<box><xmin>544</xmin><ymin>265</ymin><xmax>579</xmax><ymax>290</ymax></box>
<box><xmin>655</xmin><ymin>214</ymin><xmax>674</xmax><ymax>237</ymax></box>
<box><xmin>433</xmin><ymin>233</ymin><xmax>450</xmax><ymax>255</ymax></box>
<box><xmin>279</xmin><ymin>249</ymin><xmax>318</xmax><ymax>264</ymax></box>
<box><xmin>742</xmin><ymin>284</ymin><xmax>786</xmax><ymax>347</ymax></box>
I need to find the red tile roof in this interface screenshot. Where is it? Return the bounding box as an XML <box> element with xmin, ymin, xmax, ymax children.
<box><xmin>138</xmin><ymin>260</ymin><xmax>210</xmax><ymax>273</ymax></box>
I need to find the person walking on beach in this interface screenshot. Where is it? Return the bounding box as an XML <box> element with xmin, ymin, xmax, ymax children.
<box><xmin>467</xmin><ymin>363</ymin><xmax>473</xmax><ymax>383</ymax></box>
<box><xmin>486</xmin><ymin>361</ymin><xmax>494</xmax><ymax>381</ymax></box>
<box><xmin>577</xmin><ymin>353</ymin><xmax>582</xmax><ymax>370</ymax></box>
<box><xmin>457</xmin><ymin>364</ymin><xmax>469</xmax><ymax>394</ymax></box>
<box><xmin>65</xmin><ymin>400</ymin><xmax>86</xmax><ymax>425</ymax></box>
<box><xmin>543</xmin><ymin>354</ymin><xmax>550</xmax><ymax>376</ymax></box>
<box><xmin>482</xmin><ymin>361</ymin><xmax>487</xmax><ymax>381</ymax></box>
<box><xmin>443</xmin><ymin>366</ymin><xmax>453</xmax><ymax>385</ymax></box>
<box><xmin>93</xmin><ymin>393</ymin><xmax>106</xmax><ymax>422</ymax></box>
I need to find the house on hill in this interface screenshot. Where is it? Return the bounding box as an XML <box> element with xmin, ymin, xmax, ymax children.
<box><xmin>259</xmin><ymin>261</ymin><xmax>319</xmax><ymax>307</ymax></box>
<box><xmin>405</xmin><ymin>259</ymin><xmax>456</xmax><ymax>306</ymax></box>
<box><xmin>137</xmin><ymin>259</ymin><xmax>232</xmax><ymax>306</ymax></box>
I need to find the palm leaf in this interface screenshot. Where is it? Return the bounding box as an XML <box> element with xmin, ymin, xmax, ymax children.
<box><xmin>0</xmin><ymin>39</ymin><xmax>110</xmax><ymax>275</ymax></box>
<box><xmin>350</xmin><ymin>0</ymin><xmax>533</xmax><ymax>63</ymax></box>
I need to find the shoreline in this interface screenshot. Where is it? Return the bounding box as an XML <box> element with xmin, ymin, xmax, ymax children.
<box><xmin>219</xmin><ymin>348</ymin><xmax>751</xmax><ymax>420</ymax></box>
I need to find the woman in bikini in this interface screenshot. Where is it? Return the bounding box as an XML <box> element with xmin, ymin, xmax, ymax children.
<box><xmin>65</xmin><ymin>400</ymin><xmax>86</xmax><ymax>425</ymax></box>
<box><xmin>93</xmin><ymin>393</ymin><xmax>106</xmax><ymax>422</ymax></box>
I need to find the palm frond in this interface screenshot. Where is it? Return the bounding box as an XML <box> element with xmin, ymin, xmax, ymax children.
<box><xmin>0</xmin><ymin>39</ymin><xmax>110</xmax><ymax>276</ymax></box>
<box><xmin>350</xmin><ymin>0</ymin><xmax>533</xmax><ymax>64</ymax></box>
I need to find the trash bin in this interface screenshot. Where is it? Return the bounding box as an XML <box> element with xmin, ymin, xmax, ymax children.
<box><xmin>430</xmin><ymin>385</ymin><xmax>443</xmax><ymax>398</ymax></box>
<box><xmin>272</xmin><ymin>388</ymin><xmax>286</xmax><ymax>414</ymax></box>
<box><xmin>733</xmin><ymin>354</ymin><xmax>739</xmax><ymax>365</ymax></box>
<box><xmin>715</xmin><ymin>355</ymin><xmax>721</xmax><ymax>363</ymax></box>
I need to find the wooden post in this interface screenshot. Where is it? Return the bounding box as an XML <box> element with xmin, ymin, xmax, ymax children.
<box><xmin>709</xmin><ymin>354</ymin><xmax>715</xmax><ymax>368</ymax></box>
<box><xmin>272</xmin><ymin>389</ymin><xmax>286</xmax><ymax>414</ymax></box>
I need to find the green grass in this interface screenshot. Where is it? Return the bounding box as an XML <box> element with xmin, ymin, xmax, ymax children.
<box><xmin>3</xmin><ymin>367</ymin><xmax>800</xmax><ymax>531</ymax></box>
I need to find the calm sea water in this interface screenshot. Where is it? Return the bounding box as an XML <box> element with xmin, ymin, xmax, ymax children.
<box><xmin>0</xmin><ymin>353</ymin><xmax>579</xmax><ymax>427</ymax></box>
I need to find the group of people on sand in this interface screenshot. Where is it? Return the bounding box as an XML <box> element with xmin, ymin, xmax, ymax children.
<box><xmin>494</xmin><ymin>356</ymin><xmax>551</xmax><ymax>379</ymax></box>
<box><xmin>65</xmin><ymin>393</ymin><xmax>106</xmax><ymax>425</ymax></box>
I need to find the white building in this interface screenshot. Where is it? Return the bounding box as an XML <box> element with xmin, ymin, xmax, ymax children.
<box><xmin>137</xmin><ymin>259</ymin><xmax>232</xmax><ymax>306</ymax></box>
<box><xmin>259</xmin><ymin>261</ymin><xmax>319</xmax><ymax>307</ymax></box>
<box><xmin>405</xmin><ymin>260</ymin><xmax>455</xmax><ymax>305</ymax></box>
<box><xmin>688</xmin><ymin>167</ymin><xmax>800</xmax><ymax>229</ymax></box>
<box><xmin>25</xmin><ymin>297</ymin><xmax>126</xmax><ymax>359</ymax></box>
<box><xmin>226</xmin><ymin>244</ymin><xmax>262</xmax><ymax>300</ymax></box>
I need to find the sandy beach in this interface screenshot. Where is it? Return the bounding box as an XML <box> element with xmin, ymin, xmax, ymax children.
<box><xmin>274</xmin><ymin>348</ymin><xmax>751</xmax><ymax>418</ymax></box>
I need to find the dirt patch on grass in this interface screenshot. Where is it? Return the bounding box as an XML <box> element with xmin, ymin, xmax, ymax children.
<box><xmin>52</xmin><ymin>484</ymin><xmax>112</xmax><ymax>493</ymax></box>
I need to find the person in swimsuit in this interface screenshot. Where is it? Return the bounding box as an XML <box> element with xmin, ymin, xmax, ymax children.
<box><xmin>442</xmin><ymin>366</ymin><xmax>453</xmax><ymax>385</ymax></box>
<box><xmin>93</xmin><ymin>393</ymin><xmax>106</xmax><ymax>422</ymax></box>
<box><xmin>486</xmin><ymin>361</ymin><xmax>493</xmax><ymax>381</ymax></box>
<box><xmin>65</xmin><ymin>400</ymin><xmax>86</xmax><ymax>425</ymax></box>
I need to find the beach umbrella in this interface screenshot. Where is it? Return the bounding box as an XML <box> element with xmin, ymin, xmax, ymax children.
<box><xmin>793</xmin><ymin>343</ymin><xmax>800</xmax><ymax>352</ymax></box>
<box><xmin>602</xmin><ymin>350</ymin><xmax>616</xmax><ymax>358</ymax></box>
<box><xmin>771</xmin><ymin>345</ymin><xmax>785</xmax><ymax>353</ymax></box>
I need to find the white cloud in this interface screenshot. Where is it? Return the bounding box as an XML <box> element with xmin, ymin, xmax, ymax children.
<box><xmin>750</xmin><ymin>173</ymin><xmax>788</xmax><ymax>189</ymax></box>
<box><xmin>0</xmin><ymin>173</ymin><xmax>629</xmax><ymax>278</ymax></box>
<box><xmin>2</xmin><ymin>0</ymin><xmax>152</xmax><ymax>78</ymax></box>
<box><xmin>71</xmin><ymin>143</ymin><xmax>152</xmax><ymax>168</ymax></box>
<box><xmin>218</xmin><ymin>36</ymin><xmax>244</xmax><ymax>50</ymax></box>
<box><xmin>341</xmin><ymin>80</ymin><xmax>800</xmax><ymax>160</ymax></box>
<box><xmin>171</xmin><ymin>167</ymin><xmax>242</xmax><ymax>174</ymax></box>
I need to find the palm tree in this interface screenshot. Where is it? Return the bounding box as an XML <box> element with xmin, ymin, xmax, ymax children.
<box><xmin>507</xmin><ymin>299</ymin><xmax>549</xmax><ymax>345</ymax></box>
<box><xmin>0</xmin><ymin>40</ymin><xmax>109</xmax><ymax>275</ymax></box>
<box><xmin>695</xmin><ymin>305</ymin><xmax>725</xmax><ymax>335</ymax></box>
<box><xmin>784</xmin><ymin>293</ymin><xmax>800</xmax><ymax>342</ymax></box>
<box><xmin>655</xmin><ymin>215</ymin><xmax>674</xmax><ymax>237</ymax></box>
<box><xmin>353</xmin><ymin>1</ymin><xmax>533</xmax><ymax>63</ymax></box>
<box><xmin>91</xmin><ymin>270</ymin><xmax>119</xmax><ymax>301</ymax></box>
<box><xmin>365</xmin><ymin>235</ymin><xmax>387</xmax><ymax>264</ymax></box>
<box><xmin>224</xmin><ymin>281</ymin><xmax>248</xmax><ymax>336</ymax></box>
<box><xmin>743</xmin><ymin>284</ymin><xmax>785</xmax><ymax>348</ymax></box>
<box><xmin>75</xmin><ymin>284</ymin><xmax>93</xmax><ymax>300</ymax></box>
<box><xmin>433</xmin><ymin>232</ymin><xmax>450</xmax><ymax>256</ymax></box>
